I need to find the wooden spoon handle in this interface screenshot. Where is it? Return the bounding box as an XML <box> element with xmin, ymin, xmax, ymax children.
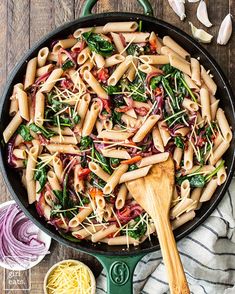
<box><xmin>154</xmin><ymin>216</ymin><xmax>190</xmax><ymax>294</ymax></box>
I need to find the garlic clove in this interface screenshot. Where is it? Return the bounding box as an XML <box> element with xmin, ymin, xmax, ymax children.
<box><xmin>189</xmin><ymin>22</ymin><xmax>213</xmax><ymax>43</ymax></box>
<box><xmin>197</xmin><ymin>0</ymin><xmax>213</xmax><ymax>27</ymax></box>
<box><xmin>168</xmin><ymin>0</ymin><xmax>186</xmax><ymax>21</ymax></box>
<box><xmin>217</xmin><ymin>14</ymin><xmax>233</xmax><ymax>45</ymax></box>
<box><xmin>188</xmin><ymin>0</ymin><xmax>199</xmax><ymax>2</ymax></box>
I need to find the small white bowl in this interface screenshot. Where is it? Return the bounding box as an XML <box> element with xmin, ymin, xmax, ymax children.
<box><xmin>0</xmin><ymin>200</ymin><xmax>51</xmax><ymax>271</ymax></box>
<box><xmin>43</xmin><ymin>259</ymin><xmax>96</xmax><ymax>294</ymax></box>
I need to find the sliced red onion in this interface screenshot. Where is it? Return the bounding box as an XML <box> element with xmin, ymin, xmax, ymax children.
<box><xmin>0</xmin><ymin>203</ymin><xmax>48</xmax><ymax>268</ymax></box>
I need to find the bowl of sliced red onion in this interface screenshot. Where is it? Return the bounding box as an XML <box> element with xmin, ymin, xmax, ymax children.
<box><xmin>0</xmin><ymin>200</ymin><xmax>51</xmax><ymax>271</ymax></box>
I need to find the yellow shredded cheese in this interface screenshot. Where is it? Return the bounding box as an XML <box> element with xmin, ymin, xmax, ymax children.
<box><xmin>46</xmin><ymin>261</ymin><xmax>94</xmax><ymax>294</ymax></box>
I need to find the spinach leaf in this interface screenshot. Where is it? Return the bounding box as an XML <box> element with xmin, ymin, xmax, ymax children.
<box><xmin>52</xmin><ymin>115</ymin><xmax>72</xmax><ymax>127</ymax></box>
<box><xmin>82</xmin><ymin>31</ymin><xmax>115</xmax><ymax>57</ymax></box>
<box><xmin>127</xmin><ymin>216</ymin><xmax>147</xmax><ymax>240</ymax></box>
<box><xmin>129</xmin><ymin>71</ymin><xmax>147</xmax><ymax>102</ymax></box>
<box><xmin>34</xmin><ymin>162</ymin><xmax>47</xmax><ymax>193</ymax></box>
<box><xmin>161</xmin><ymin>64</ymin><xmax>177</xmax><ymax>76</ymax></box>
<box><xmin>127</xmin><ymin>44</ymin><xmax>142</xmax><ymax>56</ymax></box>
<box><xmin>29</xmin><ymin>123</ymin><xmax>56</xmax><ymax>139</ymax></box>
<box><xmin>150</xmin><ymin>75</ymin><xmax>162</xmax><ymax>90</ymax></box>
<box><xmin>80</xmin><ymin>136</ymin><xmax>92</xmax><ymax>150</ymax></box>
<box><xmin>205</xmin><ymin>122</ymin><xmax>216</xmax><ymax>138</ymax></box>
<box><xmin>105</xmin><ymin>85</ymin><xmax>121</xmax><ymax>95</ymax></box>
<box><xmin>128</xmin><ymin>164</ymin><xmax>138</xmax><ymax>171</ymax></box>
<box><xmin>174</xmin><ymin>137</ymin><xmax>184</xmax><ymax>149</ymax></box>
<box><xmin>17</xmin><ymin>125</ymin><xmax>33</xmax><ymax>141</ymax></box>
<box><xmin>62</xmin><ymin>59</ymin><xmax>75</xmax><ymax>71</ymax></box>
<box><xmin>95</xmin><ymin>151</ymin><xmax>112</xmax><ymax>174</ymax></box>
<box><xmin>53</xmin><ymin>190</ymin><xmax>63</xmax><ymax>203</ymax></box>
<box><xmin>111</xmin><ymin>110</ymin><xmax>122</xmax><ymax>124</ymax></box>
<box><xmin>110</xmin><ymin>158</ymin><xmax>120</xmax><ymax>167</ymax></box>
<box><xmin>73</xmin><ymin>113</ymin><xmax>80</xmax><ymax>124</ymax></box>
<box><xmin>189</xmin><ymin>174</ymin><xmax>206</xmax><ymax>188</ymax></box>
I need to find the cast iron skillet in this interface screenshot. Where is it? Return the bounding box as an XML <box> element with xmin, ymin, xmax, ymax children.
<box><xmin>0</xmin><ymin>0</ymin><xmax>234</xmax><ymax>292</ymax></box>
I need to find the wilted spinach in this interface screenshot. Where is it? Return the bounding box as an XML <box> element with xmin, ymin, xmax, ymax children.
<box><xmin>17</xmin><ymin>125</ymin><xmax>33</xmax><ymax>141</ymax></box>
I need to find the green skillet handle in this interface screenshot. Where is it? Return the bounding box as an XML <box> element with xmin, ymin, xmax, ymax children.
<box><xmin>81</xmin><ymin>0</ymin><xmax>154</xmax><ymax>17</ymax></box>
<box><xmin>94</xmin><ymin>253</ymin><xmax>145</xmax><ymax>294</ymax></box>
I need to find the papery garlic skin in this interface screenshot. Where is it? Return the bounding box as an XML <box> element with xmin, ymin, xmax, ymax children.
<box><xmin>217</xmin><ymin>14</ymin><xmax>233</xmax><ymax>45</ymax></box>
<box><xmin>197</xmin><ymin>0</ymin><xmax>212</xmax><ymax>27</ymax></box>
<box><xmin>168</xmin><ymin>0</ymin><xmax>186</xmax><ymax>21</ymax></box>
<box><xmin>189</xmin><ymin>22</ymin><xmax>213</xmax><ymax>43</ymax></box>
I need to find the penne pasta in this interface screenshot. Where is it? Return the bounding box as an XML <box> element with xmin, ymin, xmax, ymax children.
<box><xmin>103</xmin><ymin>164</ymin><xmax>129</xmax><ymax>194</ymax></box>
<box><xmin>24</xmin><ymin>57</ymin><xmax>37</xmax><ymax>89</ymax></box>
<box><xmin>40</xmin><ymin>68</ymin><xmax>63</xmax><ymax>92</ymax></box>
<box><xmin>37</xmin><ymin>47</ymin><xmax>49</xmax><ymax>67</ymax></box>
<box><xmin>103</xmin><ymin>22</ymin><xmax>138</xmax><ymax>33</ymax></box>
<box><xmin>119</xmin><ymin>165</ymin><xmax>152</xmax><ymax>184</ymax></box>
<box><xmin>3</xmin><ymin>112</ymin><xmax>23</xmax><ymax>143</ymax></box>
<box><xmin>108</xmin><ymin>56</ymin><xmax>133</xmax><ymax>86</ymax></box>
<box><xmin>163</xmin><ymin>36</ymin><xmax>190</xmax><ymax>59</ymax></box>
<box><xmin>216</xmin><ymin>108</ymin><xmax>232</xmax><ymax>142</ymax></box>
<box><xmin>83</xmin><ymin>70</ymin><xmax>108</xmax><ymax>99</ymax></box>
<box><xmin>132</xmin><ymin>115</ymin><xmax>160</xmax><ymax>142</ymax></box>
<box><xmin>138</xmin><ymin>152</ymin><xmax>169</xmax><ymax>168</ymax></box>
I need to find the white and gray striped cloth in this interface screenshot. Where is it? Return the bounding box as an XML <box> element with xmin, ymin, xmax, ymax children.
<box><xmin>97</xmin><ymin>179</ymin><xmax>235</xmax><ymax>294</ymax></box>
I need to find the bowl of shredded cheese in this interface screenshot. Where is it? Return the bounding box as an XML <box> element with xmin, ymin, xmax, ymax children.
<box><xmin>43</xmin><ymin>259</ymin><xmax>96</xmax><ymax>294</ymax></box>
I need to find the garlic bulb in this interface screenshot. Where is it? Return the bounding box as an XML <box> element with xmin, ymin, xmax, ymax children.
<box><xmin>189</xmin><ymin>22</ymin><xmax>213</xmax><ymax>43</ymax></box>
<box><xmin>217</xmin><ymin>14</ymin><xmax>233</xmax><ymax>45</ymax></box>
<box><xmin>197</xmin><ymin>0</ymin><xmax>212</xmax><ymax>27</ymax></box>
<box><xmin>168</xmin><ymin>0</ymin><xmax>186</xmax><ymax>21</ymax></box>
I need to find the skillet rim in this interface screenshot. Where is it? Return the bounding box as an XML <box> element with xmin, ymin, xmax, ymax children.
<box><xmin>0</xmin><ymin>12</ymin><xmax>235</xmax><ymax>257</ymax></box>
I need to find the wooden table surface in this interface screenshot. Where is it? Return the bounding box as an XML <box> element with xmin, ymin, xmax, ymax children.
<box><xmin>0</xmin><ymin>0</ymin><xmax>234</xmax><ymax>293</ymax></box>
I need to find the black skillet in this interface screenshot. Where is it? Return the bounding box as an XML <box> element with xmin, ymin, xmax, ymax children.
<box><xmin>0</xmin><ymin>0</ymin><xmax>234</xmax><ymax>293</ymax></box>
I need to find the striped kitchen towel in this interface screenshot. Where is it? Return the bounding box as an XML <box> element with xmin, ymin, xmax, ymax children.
<box><xmin>96</xmin><ymin>179</ymin><xmax>235</xmax><ymax>294</ymax></box>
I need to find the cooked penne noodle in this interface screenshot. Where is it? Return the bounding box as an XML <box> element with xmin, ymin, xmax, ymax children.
<box><xmin>138</xmin><ymin>63</ymin><xmax>161</xmax><ymax>74</ymax></box>
<box><xmin>94</xmin><ymin>53</ymin><xmax>105</xmax><ymax>68</ymax></box>
<box><xmin>216</xmin><ymin>159</ymin><xmax>227</xmax><ymax>185</ymax></box>
<box><xmin>83</xmin><ymin>70</ymin><xmax>108</xmax><ymax>99</ymax></box>
<box><xmin>82</xmin><ymin>101</ymin><xmax>101</xmax><ymax>136</ymax></box>
<box><xmin>108</xmin><ymin>56</ymin><xmax>133</xmax><ymax>86</ymax></box>
<box><xmin>173</xmin><ymin>147</ymin><xmax>183</xmax><ymax>169</ymax></box>
<box><xmin>47</xmin><ymin>170</ymin><xmax>62</xmax><ymax>191</ymax></box>
<box><xmin>191</xmin><ymin>58</ymin><xmax>201</xmax><ymax>86</ymax></box>
<box><xmin>13</xmin><ymin>149</ymin><xmax>27</xmax><ymax>159</ymax></box>
<box><xmin>115</xmin><ymin>184</ymin><xmax>127</xmax><ymax>210</ymax></box>
<box><xmin>184</xmin><ymin>142</ymin><xmax>194</xmax><ymax>170</ymax></box>
<box><xmin>209</xmin><ymin>141</ymin><xmax>229</xmax><ymax>165</ymax></box>
<box><xmin>53</xmin><ymin>39</ymin><xmax>77</xmax><ymax>52</ymax></box>
<box><xmin>73</xmin><ymin>26</ymin><xmax>104</xmax><ymax>38</ymax></box>
<box><xmin>183</xmin><ymin>74</ymin><xmax>199</xmax><ymax>90</ymax></box>
<box><xmin>50</xmin><ymin>135</ymin><xmax>78</xmax><ymax>145</ymax></box>
<box><xmin>40</xmin><ymin>68</ymin><xmax>63</xmax><ymax>92</ymax></box>
<box><xmin>138</xmin><ymin>152</ymin><xmax>169</xmax><ymax>168</ymax></box>
<box><xmin>9</xmin><ymin>84</ymin><xmax>22</xmax><ymax>116</ymax></box>
<box><xmin>182</xmin><ymin>98</ymin><xmax>199</xmax><ymax>112</ymax></box>
<box><xmin>53</xmin><ymin>157</ymin><xmax>63</xmax><ymax>183</ymax></box>
<box><xmin>174</xmin><ymin>127</ymin><xmax>190</xmax><ymax>136</ymax></box>
<box><xmin>200</xmin><ymin>87</ymin><xmax>211</xmax><ymax>122</ymax></box>
<box><xmin>69</xmin><ymin>203</ymin><xmax>94</xmax><ymax>227</ymax></box>
<box><xmin>158</xmin><ymin>121</ymin><xmax>171</xmax><ymax>146</ymax></box>
<box><xmin>108</xmin><ymin>236</ymin><xmax>139</xmax><ymax>246</ymax></box>
<box><xmin>103</xmin><ymin>22</ymin><xmax>138</xmax><ymax>33</ymax></box>
<box><xmin>36</xmin><ymin>64</ymin><xmax>53</xmax><ymax>77</ymax></box>
<box><xmin>97</xmin><ymin>130</ymin><xmax>134</xmax><ymax>140</ymax></box>
<box><xmin>103</xmin><ymin>164</ymin><xmax>128</xmax><ymax>194</ymax></box>
<box><xmin>34</xmin><ymin>91</ymin><xmax>45</xmax><ymax>126</ymax></box>
<box><xmin>126</xmin><ymin>58</ymin><xmax>138</xmax><ymax>82</ymax></box>
<box><xmin>169</xmin><ymin>54</ymin><xmax>191</xmax><ymax>76</ymax></box>
<box><xmin>79</xmin><ymin>59</ymin><xmax>94</xmax><ymax>75</ymax></box>
<box><xmin>74</xmin><ymin>164</ymin><xmax>85</xmax><ymax>192</ymax></box>
<box><xmin>152</xmin><ymin>126</ymin><xmax>164</xmax><ymax>152</ymax></box>
<box><xmin>111</xmin><ymin>32</ymin><xmax>127</xmax><ymax>57</ymax></box>
<box><xmin>200</xmin><ymin>178</ymin><xmax>218</xmax><ymax>202</ymax></box>
<box><xmin>160</xmin><ymin>46</ymin><xmax>184</xmax><ymax>60</ymax></box>
<box><xmin>133</xmin><ymin>115</ymin><xmax>160</xmax><ymax>142</ymax></box>
<box><xmin>216</xmin><ymin>108</ymin><xmax>232</xmax><ymax>142</ymax></box>
<box><xmin>101</xmin><ymin>148</ymin><xmax>131</xmax><ymax>160</ymax></box>
<box><xmin>72</xmin><ymin>225</ymin><xmax>104</xmax><ymax>239</ymax></box>
<box><xmin>91</xmin><ymin>224</ymin><xmax>118</xmax><ymax>243</ymax></box>
<box><xmin>201</xmin><ymin>66</ymin><xmax>217</xmax><ymax>95</ymax></box>
<box><xmin>24</xmin><ymin>57</ymin><xmax>37</xmax><ymax>89</ymax></box>
<box><xmin>184</xmin><ymin>165</ymin><xmax>215</xmax><ymax>175</ymax></box>
<box><xmin>37</xmin><ymin>47</ymin><xmax>49</xmax><ymax>67</ymax></box>
<box><xmin>3</xmin><ymin>112</ymin><xmax>23</xmax><ymax>143</ymax></box>
<box><xmin>26</xmin><ymin>146</ymin><xmax>39</xmax><ymax>204</ymax></box>
<box><xmin>163</xmin><ymin>36</ymin><xmax>190</xmax><ymax>59</ymax></box>
<box><xmin>77</xmin><ymin>47</ymin><xmax>91</xmax><ymax>65</ymax></box>
<box><xmin>139</xmin><ymin>55</ymin><xmax>169</xmax><ymax>64</ymax></box>
<box><xmin>181</xmin><ymin>180</ymin><xmax>190</xmax><ymax>198</ymax></box>
<box><xmin>122</xmin><ymin>32</ymin><xmax>150</xmax><ymax>43</ymax></box>
<box><xmin>211</xmin><ymin>100</ymin><xmax>220</xmax><ymax>121</ymax></box>
<box><xmin>119</xmin><ymin>165</ymin><xmax>152</xmax><ymax>184</ymax></box>
<box><xmin>75</xmin><ymin>93</ymin><xmax>91</xmax><ymax>132</ymax></box>
<box><xmin>170</xmin><ymin>197</ymin><xmax>194</xmax><ymax>219</ymax></box>
<box><xmin>172</xmin><ymin>210</ymin><xmax>196</xmax><ymax>230</ymax></box>
<box><xmin>105</xmin><ymin>54</ymin><xmax>125</xmax><ymax>67</ymax></box>
<box><xmin>88</xmin><ymin>162</ymin><xmax>110</xmax><ymax>182</ymax></box>
<box><xmin>16</xmin><ymin>87</ymin><xmax>29</xmax><ymax>121</ymax></box>
<box><xmin>149</xmin><ymin>31</ymin><xmax>162</xmax><ymax>54</ymax></box>
<box><xmin>46</xmin><ymin>144</ymin><xmax>80</xmax><ymax>154</ymax></box>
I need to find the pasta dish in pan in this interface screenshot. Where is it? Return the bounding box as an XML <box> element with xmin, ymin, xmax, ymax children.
<box><xmin>3</xmin><ymin>21</ymin><xmax>232</xmax><ymax>246</ymax></box>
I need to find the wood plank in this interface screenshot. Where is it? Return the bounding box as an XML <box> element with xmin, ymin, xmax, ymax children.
<box><xmin>228</xmin><ymin>0</ymin><xmax>235</xmax><ymax>85</ymax></box>
<box><xmin>54</xmin><ymin>0</ymin><xmax>75</xmax><ymax>26</ymax></box>
<box><xmin>7</xmin><ymin>0</ymin><xmax>30</xmax><ymax>73</ymax></box>
<box><xmin>0</xmin><ymin>0</ymin><xmax>7</xmax><ymax>93</ymax></box>
<box><xmin>29</xmin><ymin>0</ymin><xmax>53</xmax><ymax>45</ymax></box>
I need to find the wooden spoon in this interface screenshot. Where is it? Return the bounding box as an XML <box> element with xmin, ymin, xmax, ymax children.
<box><xmin>126</xmin><ymin>157</ymin><xmax>190</xmax><ymax>294</ymax></box>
